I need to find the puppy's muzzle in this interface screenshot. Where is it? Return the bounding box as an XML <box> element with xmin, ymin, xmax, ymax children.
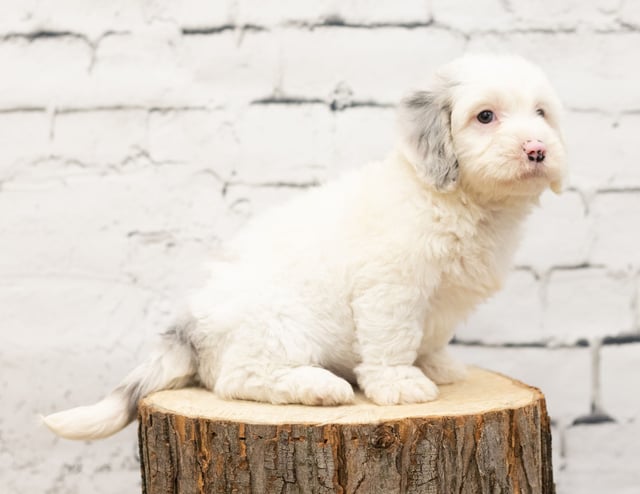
<box><xmin>523</xmin><ymin>140</ymin><xmax>546</xmax><ymax>163</ymax></box>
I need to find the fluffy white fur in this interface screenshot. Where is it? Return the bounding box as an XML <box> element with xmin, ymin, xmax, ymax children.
<box><xmin>43</xmin><ymin>54</ymin><xmax>567</xmax><ymax>439</ymax></box>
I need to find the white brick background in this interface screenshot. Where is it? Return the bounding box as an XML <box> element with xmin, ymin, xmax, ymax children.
<box><xmin>1</xmin><ymin>1</ymin><xmax>639</xmax><ymax>492</ymax></box>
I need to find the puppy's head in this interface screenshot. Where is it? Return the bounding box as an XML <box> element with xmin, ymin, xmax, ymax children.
<box><xmin>397</xmin><ymin>54</ymin><xmax>567</xmax><ymax>201</ymax></box>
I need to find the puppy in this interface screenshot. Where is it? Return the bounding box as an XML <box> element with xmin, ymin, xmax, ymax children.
<box><xmin>43</xmin><ymin>54</ymin><xmax>567</xmax><ymax>440</ymax></box>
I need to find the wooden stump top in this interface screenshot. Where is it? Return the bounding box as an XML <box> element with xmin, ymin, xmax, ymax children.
<box><xmin>141</xmin><ymin>367</ymin><xmax>540</xmax><ymax>424</ymax></box>
<box><xmin>138</xmin><ymin>367</ymin><xmax>554</xmax><ymax>493</ymax></box>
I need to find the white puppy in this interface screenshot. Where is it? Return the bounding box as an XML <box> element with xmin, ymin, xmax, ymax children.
<box><xmin>43</xmin><ymin>54</ymin><xmax>567</xmax><ymax>440</ymax></box>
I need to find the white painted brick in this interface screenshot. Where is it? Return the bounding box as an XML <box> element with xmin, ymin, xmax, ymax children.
<box><xmin>52</xmin><ymin>110</ymin><xmax>147</xmax><ymax>166</ymax></box>
<box><xmin>0</xmin><ymin>180</ymin><xmax>128</xmax><ymax>278</ymax></box>
<box><xmin>233</xmin><ymin>104</ymin><xmax>334</xmax><ymax>184</ymax></box>
<box><xmin>565</xmin><ymin>112</ymin><xmax>640</xmax><ymax>191</ymax></box>
<box><xmin>451</xmin><ymin>0</ymin><xmax>622</xmax><ymax>34</ymax></box>
<box><xmin>544</xmin><ymin>268</ymin><xmax>635</xmax><ymax>343</ymax></box>
<box><xmin>0</xmin><ymin>37</ymin><xmax>91</xmax><ymax>108</ymax></box>
<box><xmin>0</xmin><ymin>167</ymin><xmax>226</xmax><ymax>286</ymax></box>
<box><xmin>600</xmin><ymin>344</ymin><xmax>640</xmax><ymax>422</ymax></box>
<box><xmin>0</xmin><ymin>278</ymin><xmax>153</xmax><ymax>349</ymax></box>
<box><xmin>279</xmin><ymin>27</ymin><xmax>465</xmax><ymax>102</ymax></box>
<box><xmin>550</xmin><ymin>425</ymin><xmax>563</xmax><ymax>485</ymax></box>
<box><xmin>619</xmin><ymin>0</ymin><xmax>640</xmax><ymax>28</ymax></box>
<box><xmin>236</xmin><ymin>0</ymin><xmax>430</xmax><ymax>26</ymax></box>
<box><xmin>153</xmin><ymin>0</ymin><xmax>234</xmax><ymax>29</ymax></box>
<box><xmin>468</xmin><ymin>32</ymin><xmax>640</xmax><ymax>112</ymax></box>
<box><xmin>148</xmin><ymin>108</ymin><xmax>239</xmax><ymax>179</ymax></box>
<box><xmin>606</xmin><ymin>114</ymin><xmax>640</xmax><ymax>188</ymax></box>
<box><xmin>330</xmin><ymin>106</ymin><xmax>395</xmax><ymax>177</ymax></box>
<box><xmin>223</xmin><ymin>183</ymin><xmax>311</xmax><ymax>235</ymax></box>
<box><xmin>590</xmin><ymin>193</ymin><xmax>640</xmax><ymax>269</ymax></box>
<box><xmin>515</xmin><ymin>191</ymin><xmax>591</xmax><ymax>272</ymax></box>
<box><xmin>152</xmin><ymin>105</ymin><xmax>397</xmax><ymax>186</ymax></box>
<box><xmin>177</xmin><ymin>30</ymin><xmax>280</xmax><ymax>105</ymax></box>
<box><xmin>436</xmin><ymin>0</ymin><xmax>619</xmax><ymax>33</ymax></box>
<box><xmin>1</xmin><ymin>348</ymin><xmax>141</xmax><ymax>493</ymax></box>
<box><xmin>0</xmin><ymin>1</ymin><xmax>39</xmax><ymax>33</ymax></box>
<box><xmin>1</xmin><ymin>302</ymin><xmax>163</xmax><ymax>491</ymax></box>
<box><xmin>432</xmin><ymin>0</ymin><xmax>514</xmax><ymax>32</ymax></box>
<box><xmin>89</xmin><ymin>27</ymin><xmax>193</xmax><ymax>108</ymax></box>
<box><xmin>0</xmin><ymin>1</ymin><xmax>149</xmax><ymax>40</ymax></box>
<box><xmin>559</xmin><ymin>423</ymin><xmax>640</xmax><ymax>494</ymax></box>
<box><xmin>456</xmin><ymin>269</ymin><xmax>544</xmax><ymax>345</ymax></box>
<box><xmin>92</xmin><ymin>27</ymin><xmax>278</xmax><ymax>108</ymax></box>
<box><xmin>0</xmin><ymin>0</ymin><xmax>426</xmax><ymax>34</ymax></box>
<box><xmin>123</xmin><ymin>228</ymin><xmax>218</xmax><ymax>296</ymax></box>
<box><xmin>0</xmin><ymin>111</ymin><xmax>50</xmax><ymax>176</ymax></box>
<box><xmin>636</xmin><ymin>279</ymin><xmax>640</xmax><ymax>334</ymax></box>
<box><xmin>507</xmin><ymin>0</ymin><xmax>619</xmax><ymax>30</ymax></box>
<box><xmin>449</xmin><ymin>346</ymin><xmax>591</xmax><ymax>423</ymax></box>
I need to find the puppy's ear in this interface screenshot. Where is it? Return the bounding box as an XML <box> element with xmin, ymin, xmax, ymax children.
<box><xmin>397</xmin><ymin>89</ymin><xmax>459</xmax><ymax>191</ymax></box>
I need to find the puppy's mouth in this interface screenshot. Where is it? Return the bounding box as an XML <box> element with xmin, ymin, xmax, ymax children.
<box><xmin>517</xmin><ymin>162</ymin><xmax>548</xmax><ymax>181</ymax></box>
<box><xmin>493</xmin><ymin>157</ymin><xmax>552</xmax><ymax>192</ymax></box>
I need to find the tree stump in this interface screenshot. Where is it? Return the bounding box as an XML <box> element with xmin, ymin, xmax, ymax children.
<box><xmin>138</xmin><ymin>368</ymin><xmax>554</xmax><ymax>494</ymax></box>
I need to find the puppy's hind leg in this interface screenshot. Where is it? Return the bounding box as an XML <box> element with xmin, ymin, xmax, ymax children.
<box><xmin>214</xmin><ymin>363</ymin><xmax>355</xmax><ymax>406</ymax></box>
<box><xmin>416</xmin><ymin>347</ymin><xmax>468</xmax><ymax>385</ymax></box>
<box><xmin>207</xmin><ymin>306</ymin><xmax>356</xmax><ymax>406</ymax></box>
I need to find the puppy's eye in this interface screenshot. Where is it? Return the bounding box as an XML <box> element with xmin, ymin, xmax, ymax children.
<box><xmin>477</xmin><ymin>110</ymin><xmax>494</xmax><ymax>124</ymax></box>
<box><xmin>536</xmin><ymin>108</ymin><xmax>545</xmax><ymax>117</ymax></box>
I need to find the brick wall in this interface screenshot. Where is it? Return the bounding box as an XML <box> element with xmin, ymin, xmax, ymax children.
<box><xmin>2</xmin><ymin>1</ymin><xmax>639</xmax><ymax>492</ymax></box>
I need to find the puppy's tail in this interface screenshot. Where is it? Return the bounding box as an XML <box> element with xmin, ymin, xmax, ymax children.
<box><xmin>42</xmin><ymin>315</ymin><xmax>198</xmax><ymax>440</ymax></box>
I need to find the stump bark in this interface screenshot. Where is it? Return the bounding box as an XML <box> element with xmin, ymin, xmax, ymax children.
<box><xmin>138</xmin><ymin>368</ymin><xmax>554</xmax><ymax>494</ymax></box>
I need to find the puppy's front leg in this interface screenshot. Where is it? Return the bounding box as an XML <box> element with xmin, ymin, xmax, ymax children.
<box><xmin>351</xmin><ymin>284</ymin><xmax>439</xmax><ymax>405</ymax></box>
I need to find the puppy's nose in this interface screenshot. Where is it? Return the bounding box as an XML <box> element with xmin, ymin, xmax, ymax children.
<box><xmin>523</xmin><ymin>140</ymin><xmax>546</xmax><ymax>163</ymax></box>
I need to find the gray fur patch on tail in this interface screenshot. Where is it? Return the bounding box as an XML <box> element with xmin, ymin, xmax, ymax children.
<box><xmin>163</xmin><ymin>313</ymin><xmax>197</xmax><ymax>348</ymax></box>
<box><xmin>42</xmin><ymin>313</ymin><xmax>201</xmax><ymax>440</ymax></box>
<box><xmin>120</xmin><ymin>313</ymin><xmax>199</xmax><ymax>420</ymax></box>
<box><xmin>114</xmin><ymin>385</ymin><xmax>141</xmax><ymax>423</ymax></box>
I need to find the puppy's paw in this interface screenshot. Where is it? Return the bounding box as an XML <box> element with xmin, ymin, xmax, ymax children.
<box><xmin>418</xmin><ymin>350</ymin><xmax>468</xmax><ymax>385</ymax></box>
<box><xmin>272</xmin><ymin>366</ymin><xmax>355</xmax><ymax>406</ymax></box>
<box><xmin>356</xmin><ymin>364</ymin><xmax>439</xmax><ymax>405</ymax></box>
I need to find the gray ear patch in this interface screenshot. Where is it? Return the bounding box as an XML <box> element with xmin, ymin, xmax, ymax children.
<box><xmin>398</xmin><ymin>89</ymin><xmax>459</xmax><ymax>191</ymax></box>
